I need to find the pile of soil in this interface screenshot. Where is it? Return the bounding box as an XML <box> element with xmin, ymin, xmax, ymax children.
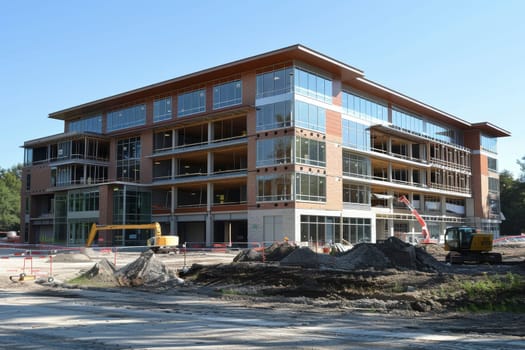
<box><xmin>73</xmin><ymin>250</ymin><xmax>182</xmax><ymax>288</ymax></box>
<box><xmin>235</xmin><ymin>237</ymin><xmax>445</xmax><ymax>272</ymax></box>
<box><xmin>334</xmin><ymin>237</ymin><xmax>447</xmax><ymax>272</ymax></box>
<box><xmin>76</xmin><ymin>258</ymin><xmax>119</xmax><ymax>286</ymax></box>
<box><xmin>234</xmin><ymin>241</ymin><xmax>297</xmax><ymax>262</ymax></box>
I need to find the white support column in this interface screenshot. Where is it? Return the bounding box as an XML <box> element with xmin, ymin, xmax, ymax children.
<box><xmin>206</xmin><ymin>182</ymin><xmax>213</xmax><ymax>244</ymax></box>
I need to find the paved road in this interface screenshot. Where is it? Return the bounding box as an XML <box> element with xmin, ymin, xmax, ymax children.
<box><xmin>1</xmin><ymin>286</ymin><xmax>523</xmax><ymax>350</ymax></box>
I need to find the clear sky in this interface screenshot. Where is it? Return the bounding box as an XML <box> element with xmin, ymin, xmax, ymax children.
<box><xmin>1</xmin><ymin>0</ymin><xmax>523</xmax><ymax>176</ymax></box>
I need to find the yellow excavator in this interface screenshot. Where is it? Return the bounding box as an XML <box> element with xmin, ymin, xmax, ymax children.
<box><xmin>443</xmin><ymin>226</ymin><xmax>502</xmax><ymax>264</ymax></box>
<box><xmin>85</xmin><ymin>222</ymin><xmax>179</xmax><ymax>253</ymax></box>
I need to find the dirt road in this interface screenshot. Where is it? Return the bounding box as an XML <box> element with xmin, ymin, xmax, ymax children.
<box><xmin>1</xmin><ymin>284</ymin><xmax>524</xmax><ymax>350</ymax></box>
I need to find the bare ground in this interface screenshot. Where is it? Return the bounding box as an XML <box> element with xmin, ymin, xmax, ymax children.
<box><xmin>2</xmin><ymin>243</ymin><xmax>525</xmax><ymax>338</ymax></box>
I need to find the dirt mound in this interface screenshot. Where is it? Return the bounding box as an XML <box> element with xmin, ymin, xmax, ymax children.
<box><xmin>235</xmin><ymin>238</ymin><xmax>445</xmax><ymax>272</ymax></box>
<box><xmin>72</xmin><ymin>251</ymin><xmax>183</xmax><ymax>288</ymax></box>
<box><xmin>115</xmin><ymin>250</ymin><xmax>181</xmax><ymax>287</ymax></box>
<box><xmin>234</xmin><ymin>241</ymin><xmax>297</xmax><ymax>262</ymax></box>
<box><xmin>73</xmin><ymin>258</ymin><xmax>120</xmax><ymax>286</ymax></box>
<box><xmin>336</xmin><ymin>237</ymin><xmax>446</xmax><ymax>272</ymax></box>
<box><xmin>280</xmin><ymin>247</ymin><xmax>336</xmax><ymax>268</ymax></box>
<box><xmin>334</xmin><ymin>244</ymin><xmax>391</xmax><ymax>270</ymax></box>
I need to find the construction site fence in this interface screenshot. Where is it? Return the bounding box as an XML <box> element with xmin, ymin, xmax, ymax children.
<box><xmin>0</xmin><ymin>241</ymin><xmax>280</xmax><ymax>273</ymax></box>
<box><xmin>0</xmin><ymin>239</ymin><xmax>328</xmax><ymax>278</ymax></box>
<box><xmin>1</xmin><ymin>239</ymin><xmax>326</xmax><ymax>258</ymax></box>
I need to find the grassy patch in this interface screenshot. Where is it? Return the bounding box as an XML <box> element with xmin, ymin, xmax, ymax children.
<box><xmin>67</xmin><ymin>275</ymin><xmax>118</xmax><ymax>288</ymax></box>
<box><xmin>446</xmin><ymin>273</ymin><xmax>525</xmax><ymax>312</ymax></box>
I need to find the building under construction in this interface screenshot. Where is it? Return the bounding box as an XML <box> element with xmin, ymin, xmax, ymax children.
<box><xmin>21</xmin><ymin>44</ymin><xmax>510</xmax><ymax>247</ymax></box>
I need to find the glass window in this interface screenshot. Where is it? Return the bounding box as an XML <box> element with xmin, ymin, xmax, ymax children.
<box><xmin>213</xmin><ymin>80</ymin><xmax>242</xmax><ymax>109</ymax></box>
<box><xmin>107</xmin><ymin>105</ymin><xmax>146</xmax><ymax>132</ymax></box>
<box><xmin>393</xmin><ymin>108</ymin><xmax>461</xmax><ymax>145</ymax></box>
<box><xmin>68</xmin><ymin>191</ymin><xmax>100</xmax><ymax>212</ymax></box>
<box><xmin>488</xmin><ymin>177</ymin><xmax>499</xmax><ymax>193</ymax></box>
<box><xmin>256</xmin><ymin>67</ymin><xmax>293</xmax><ymax>98</ymax></box>
<box><xmin>295</xmin><ymin>173</ymin><xmax>326</xmax><ymax>202</ymax></box>
<box><xmin>342</xmin><ymin>119</ymin><xmax>371</xmax><ymax>151</ymax></box>
<box><xmin>342</xmin><ymin>90</ymin><xmax>388</xmax><ymax>122</ymax></box>
<box><xmin>256</xmin><ymin>174</ymin><xmax>292</xmax><ymax>201</ymax></box>
<box><xmin>178</xmin><ymin>89</ymin><xmax>206</xmax><ymax>117</ymax></box>
<box><xmin>116</xmin><ymin>137</ymin><xmax>141</xmax><ymax>182</ymax></box>
<box><xmin>69</xmin><ymin>115</ymin><xmax>103</xmax><ymax>133</ymax></box>
<box><xmin>256</xmin><ymin>101</ymin><xmax>292</xmax><ymax>131</ymax></box>
<box><xmin>342</xmin><ymin>152</ymin><xmax>370</xmax><ymax>178</ymax></box>
<box><xmin>256</xmin><ymin>136</ymin><xmax>293</xmax><ymax>166</ymax></box>
<box><xmin>294</xmin><ymin>101</ymin><xmax>325</xmax><ymax>132</ymax></box>
<box><xmin>294</xmin><ymin>68</ymin><xmax>332</xmax><ymax>104</ymax></box>
<box><xmin>481</xmin><ymin>134</ymin><xmax>497</xmax><ymax>153</ymax></box>
<box><xmin>300</xmin><ymin>215</ymin><xmax>371</xmax><ymax>244</ymax></box>
<box><xmin>343</xmin><ymin>183</ymin><xmax>370</xmax><ymax>204</ymax></box>
<box><xmin>392</xmin><ymin>108</ymin><xmax>424</xmax><ymax>135</ymax></box>
<box><xmin>488</xmin><ymin>157</ymin><xmax>497</xmax><ymax>172</ymax></box>
<box><xmin>153</xmin><ymin>97</ymin><xmax>172</xmax><ymax>122</ymax></box>
<box><xmin>295</xmin><ymin>137</ymin><xmax>326</xmax><ymax>167</ymax></box>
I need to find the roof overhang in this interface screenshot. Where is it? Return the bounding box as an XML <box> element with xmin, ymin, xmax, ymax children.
<box><xmin>470</xmin><ymin>122</ymin><xmax>511</xmax><ymax>137</ymax></box>
<box><xmin>46</xmin><ymin>44</ymin><xmax>511</xmax><ymax>140</ymax></box>
<box><xmin>23</xmin><ymin>131</ymin><xmax>108</xmax><ymax>148</ymax></box>
<box><xmin>49</xmin><ymin>44</ymin><xmax>364</xmax><ymax>121</ymax></box>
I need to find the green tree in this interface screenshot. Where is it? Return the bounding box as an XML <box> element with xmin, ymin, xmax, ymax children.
<box><xmin>499</xmin><ymin>170</ymin><xmax>525</xmax><ymax>235</ymax></box>
<box><xmin>0</xmin><ymin>164</ymin><xmax>22</xmax><ymax>231</ymax></box>
<box><xmin>518</xmin><ymin>157</ymin><xmax>525</xmax><ymax>182</ymax></box>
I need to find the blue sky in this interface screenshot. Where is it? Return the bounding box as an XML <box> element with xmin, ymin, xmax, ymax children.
<box><xmin>1</xmin><ymin>0</ymin><xmax>523</xmax><ymax>176</ymax></box>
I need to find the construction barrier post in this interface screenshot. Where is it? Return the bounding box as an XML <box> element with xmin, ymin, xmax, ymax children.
<box><xmin>49</xmin><ymin>255</ymin><xmax>53</xmax><ymax>279</ymax></box>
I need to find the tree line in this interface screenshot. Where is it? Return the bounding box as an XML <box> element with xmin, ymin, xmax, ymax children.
<box><xmin>1</xmin><ymin>161</ymin><xmax>525</xmax><ymax>235</ymax></box>
<box><xmin>0</xmin><ymin>164</ymin><xmax>22</xmax><ymax>231</ymax></box>
<box><xmin>499</xmin><ymin>157</ymin><xmax>525</xmax><ymax>235</ymax></box>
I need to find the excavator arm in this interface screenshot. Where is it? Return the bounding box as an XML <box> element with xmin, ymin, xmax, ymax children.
<box><xmin>398</xmin><ymin>195</ymin><xmax>432</xmax><ymax>244</ymax></box>
<box><xmin>86</xmin><ymin>223</ymin><xmax>162</xmax><ymax>247</ymax></box>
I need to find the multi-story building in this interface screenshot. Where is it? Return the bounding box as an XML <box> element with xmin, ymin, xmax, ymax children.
<box><xmin>21</xmin><ymin>44</ymin><xmax>510</xmax><ymax>247</ymax></box>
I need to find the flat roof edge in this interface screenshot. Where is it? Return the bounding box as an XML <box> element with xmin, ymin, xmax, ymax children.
<box><xmin>49</xmin><ymin>44</ymin><xmax>365</xmax><ymax>120</ymax></box>
<box><xmin>356</xmin><ymin>77</ymin><xmax>471</xmax><ymax>128</ymax></box>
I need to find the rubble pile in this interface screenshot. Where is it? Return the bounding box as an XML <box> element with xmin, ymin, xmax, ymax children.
<box><xmin>234</xmin><ymin>237</ymin><xmax>446</xmax><ymax>272</ymax></box>
<box><xmin>234</xmin><ymin>241</ymin><xmax>297</xmax><ymax>262</ymax></box>
<box><xmin>115</xmin><ymin>250</ymin><xmax>180</xmax><ymax>287</ymax></box>
<box><xmin>74</xmin><ymin>250</ymin><xmax>182</xmax><ymax>288</ymax></box>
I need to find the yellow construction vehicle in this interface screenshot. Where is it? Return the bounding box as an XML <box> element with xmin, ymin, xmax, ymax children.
<box><xmin>86</xmin><ymin>222</ymin><xmax>179</xmax><ymax>253</ymax></box>
<box><xmin>444</xmin><ymin>226</ymin><xmax>502</xmax><ymax>264</ymax></box>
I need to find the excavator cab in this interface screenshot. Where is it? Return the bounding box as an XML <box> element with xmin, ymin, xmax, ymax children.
<box><xmin>444</xmin><ymin>226</ymin><xmax>501</xmax><ymax>264</ymax></box>
<box><xmin>444</xmin><ymin>226</ymin><xmax>475</xmax><ymax>251</ymax></box>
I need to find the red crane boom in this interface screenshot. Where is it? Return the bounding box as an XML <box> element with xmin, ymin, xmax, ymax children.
<box><xmin>398</xmin><ymin>195</ymin><xmax>432</xmax><ymax>244</ymax></box>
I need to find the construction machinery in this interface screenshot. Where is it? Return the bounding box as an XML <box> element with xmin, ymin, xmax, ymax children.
<box><xmin>0</xmin><ymin>231</ymin><xmax>21</xmax><ymax>243</ymax></box>
<box><xmin>398</xmin><ymin>195</ymin><xmax>436</xmax><ymax>244</ymax></box>
<box><xmin>443</xmin><ymin>226</ymin><xmax>502</xmax><ymax>264</ymax></box>
<box><xmin>85</xmin><ymin>222</ymin><xmax>179</xmax><ymax>253</ymax></box>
